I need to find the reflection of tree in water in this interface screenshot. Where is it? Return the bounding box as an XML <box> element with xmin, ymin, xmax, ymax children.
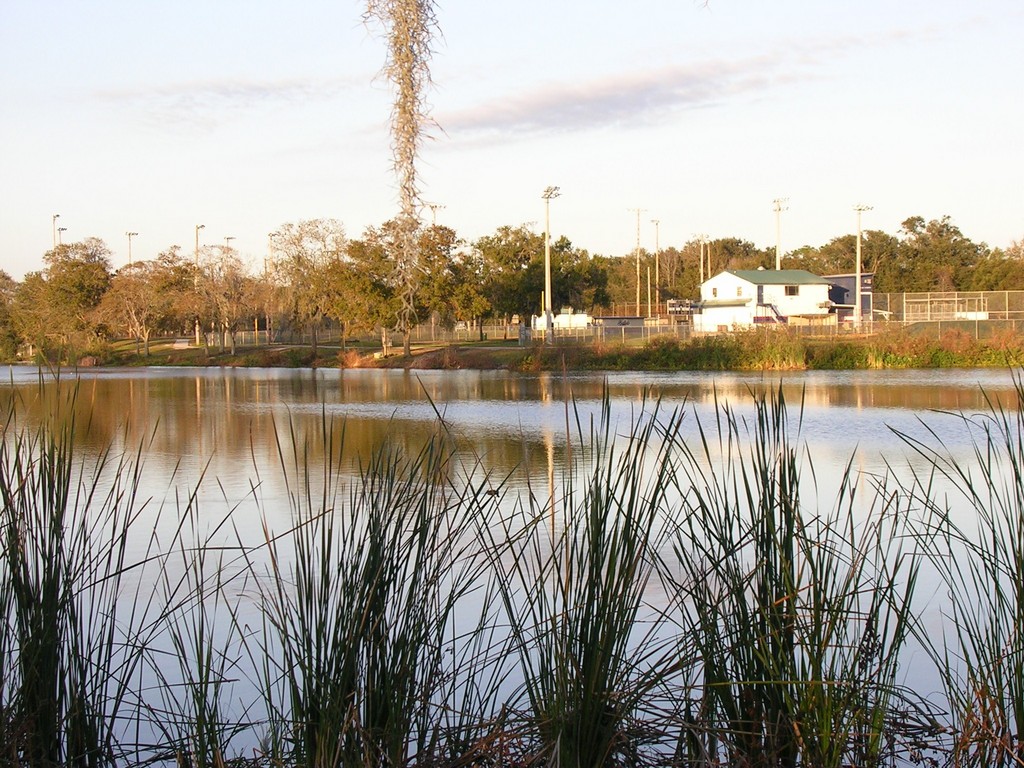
<box><xmin>2</xmin><ymin>369</ymin><xmax>1019</xmax><ymax>513</ymax></box>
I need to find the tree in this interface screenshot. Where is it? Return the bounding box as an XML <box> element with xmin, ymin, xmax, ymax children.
<box><xmin>655</xmin><ymin>246</ymin><xmax>691</xmax><ymax>301</ymax></box>
<box><xmin>552</xmin><ymin>238</ymin><xmax>609</xmax><ymax>312</ymax></box>
<box><xmin>448</xmin><ymin>252</ymin><xmax>491</xmax><ymax>336</ymax></box>
<box><xmin>783</xmin><ymin>236</ymin><xmax>857</xmax><ymax>276</ymax></box>
<box><xmin>885</xmin><ymin>216</ymin><xmax>987</xmax><ymax>292</ymax></box>
<box><xmin>319</xmin><ymin>257</ymin><xmax>363</xmax><ymax>349</ymax></box>
<box><xmin>13</xmin><ymin>238</ymin><xmax>112</xmax><ymax>359</ymax></box>
<box><xmin>0</xmin><ymin>271</ymin><xmax>20</xmax><ymax>360</ymax></box>
<box><xmin>417</xmin><ymin>225</ymin><xmax>464</xmax><ymax>337</ymax></box>
<box><xmin>271</xmin><ymin>219</ymin><xmax>347</xmax><ymax>356</ymax></box>
<box><xmin>343</xmin><ymin>223</ymin><xmax>405</xmax><ymax>355</ymax></box>
<box><xmin>98</xmin><ymin>248</ymin><xmax>192</xmax><ymax>356</ymax></box>
<box><xmin>198</xmin><ymin>245</ymin><xmax>254</xmax><ymax>355</ymax></box>
<box><xmin>962</xmin><ymin>238</ymin><xmax>1024</xmax><ymax>290</ymax></box>
<box><xmin>475</xmin><ymin>225</ymin><xmax>545</xmax><ymax>322</ymax></box>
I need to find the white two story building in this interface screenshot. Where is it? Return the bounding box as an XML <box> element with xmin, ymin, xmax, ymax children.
<box><xmin>693</xmin><ymin>269</ymin><xmax>835</xmax><ymax>333</ymax></box>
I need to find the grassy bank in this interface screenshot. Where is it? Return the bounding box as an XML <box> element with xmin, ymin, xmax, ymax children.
<box><xmin>576</xmin><ymin>327</ymin><xmax>1024</xmax><ymax>372</ymax></box>
<box><xmin>90</xmin><ymin>326</ymin><xmax>1024</xmax><ymax>373</ymax></box>
<box><xmin>3</xmin><ymin>377</ymin><xmax>1024</xmax><ymax>765</ymax></box>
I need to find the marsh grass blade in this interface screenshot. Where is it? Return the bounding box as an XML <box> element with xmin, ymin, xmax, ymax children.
<box><xmin>0</xmin><ymin>382</ymin><xmax>162</xmax><ymax>766</ymax></box>
<box><xmin>241</xmin><ymin>412</ymin><xmax>497</xmax><ymax>766</ymax></box>
<box><xmin>899</xmin><ymin>375</ymin><xmax>1024</xmax><ymax>766</ymax></box>
<box><xmin>485</xmin><ymin>392</ymin><xmax>682</xmax><ymax>767</ymax></box>
<box><xmin>665</xmin><ymin>383</ymin><xmax>921</xmax><ymax>767</ymax></box>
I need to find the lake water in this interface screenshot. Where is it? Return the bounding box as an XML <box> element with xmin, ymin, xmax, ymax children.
<box><xmin>4</xmin><ymin>364</ymin><xmax>1012</xmax><ymax>600</ymax></box>
<box><xmin>2</xmin><ymin>364</ymin><xmax>1019</xmax><ymax>759</ymax></box>
<box><xmin>2</xmin><ymin>365</ymin><xmax>1015</xmax><ymax>593</ymax></box>
<box><xmin>2</xmin><ymin>364</ymin><xmax>1014</xmax><ymax>489</ymax></box>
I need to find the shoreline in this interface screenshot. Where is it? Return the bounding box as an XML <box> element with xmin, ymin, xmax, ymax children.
<box><xmin>64</xmin><ymin>326</ymin><xmax>1024</xmax><ymax>372</ymax></box>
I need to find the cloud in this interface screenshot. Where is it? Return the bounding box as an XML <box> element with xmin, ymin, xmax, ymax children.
<box><xmin>438</xmin><ymin>31</ymin><xmax>913</xmax><ymax>140</ymax></box>
<box><xmin>441</xmin><ymin>57</ymin><xmax>779</xmax><ymax>136</ymax></box>
<box><xmin>95</xmin><ymin>76</ymin><xmax>358</xmax><ymax>132</ymax></box>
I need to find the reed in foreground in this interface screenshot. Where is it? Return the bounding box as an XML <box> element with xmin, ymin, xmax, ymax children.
<box><xmin>242</xmin><ymin>414</ymin><xmax>500</xmax><ymax>767</ymax></box>
<box><xmin>484</xmin><ymin>396</ymin><xmax>684</xmax><ymax>766</ymax></box>
<box><xmin>900</xmin><ymin>378</ymin><xmax>1024</xmax><ymax>767</ymax></box>
<box><xmin>663</xmin><ymin>386</ymin><xmax>928</xmax><ymax>767</ymax></box>
<box><xmin>0</xmin><ymin>387</ymin><xmax>158</xmax><ymax>767</ymax></box>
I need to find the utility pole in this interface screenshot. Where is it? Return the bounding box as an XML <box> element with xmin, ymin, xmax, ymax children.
<box><xmin>854</xmin><ymin>204</ymin><xmax>872</xmax><ymax>330</ymax></box>
<box><xmin>651</xmin><ymin>219</ymin><xmax>660</xmax><ymax>314</ymax></box>
<box><xmin>646</xmin><ymin>265</ymin><xmax>652</xmax><ymax>317</ymax></box>
<box><xmin>629</xmin><ymin>208</ymin><xmax>647</xmax><ymax>315</ymax></box>
<box><xmin>194</xmin><ymin>224</ymin><xmax>205</xmax><ymax>345</ymax></box>
<box><xmin>52</xmin><ymin>214</ymin><xmax>60</xmax><ymax>248</ymax></box>
<box><xmin>424</xmin><ymin>202</ymin><xmax>445</xmax><ymax>226</ymax></box>
<box><xmin>696</xmin><ymin>233</ymin><xmax>709</xmax><ymax>285</ymax></box>
<box><xmin>264</xmin><ymin>232</ymin><xmax>279</xmax><ymax>344</ymax></box>
<box><xmin>773</xmin><ymin>198</ymin><xmax>788</xmax><ymax>270</ymax></box>
<box><xmin>542</xmin><ymin>186</ymin><xmax>560</xmax><ymax>342</ymax></box>
<box><xmin>126</xmin><ymin>231</ymin><xmax>138</xmax><ymax>264</ymax></box>
<box><xmin>195</xmin><ymin>224</ymin><xmax>205</xmax><ymax>270</ymax></box>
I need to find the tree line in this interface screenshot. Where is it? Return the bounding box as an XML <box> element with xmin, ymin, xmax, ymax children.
<box><xmin>1</xmin><ymin>215</ymin><xmax>1020</xmax><ymax>362</ymax></box>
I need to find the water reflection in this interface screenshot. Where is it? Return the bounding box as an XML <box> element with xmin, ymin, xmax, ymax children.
<box><xmin>2</xmin><ymin>366</ymin><xmax>1018</xmax><ymax>482</ymax></box>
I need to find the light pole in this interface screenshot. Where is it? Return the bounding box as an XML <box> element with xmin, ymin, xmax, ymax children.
<box><xmin>629</xmin><ymin>208</ymin><xmax>647</xmax><ymax>315</ymax></box>
<box><xmin>773</xmin><ymin>198</ymin><xmax>788</xmax><ymax>270</ymax></box>
<box><xmin>854</xmin><ymin>204</ymin><xmax>872</xmax><ymax>330</ymax></box>
<box><xmin>646</xmin><ymin>264</ymin><xmax>652</xmax><ymax>317</ymax></box>
<box><xmin>424</xmin><ymin>202</ymin><xmax>445</xmax><ymax>226</ymax></box>
<box><xmin>224</xmin><ymin>236</ymin><xmax>235</xmax><ymax>250</ymax></box>
<box><xmin>194</xmin><ymin>224</ymin><xmax>205</xmax><ymax>345</ymax></box>
<box><xmin>52</xmin><ymin>214</ymin><xmax>60</xmax><ymax>248</ymax></box>
<box><xmin>57</xmin><ymin>227</ymin><xmax>67</xmax><ymax>245</ymax></box>
<box><xmin>542</xmin><ymin>186</ymin><xmax>560</xmax><ymax>341</ymax></box>
<box><xmin>264</xmin><ymin>232</ymin><xmax>280</xmax><ymax>344</ymax></box>
<box><xmin>651</xmin><ymin>219</ymin><xmax>660</xmax><ymax>315</ymax></box>
<box><xmin>696</xmin><ymin>233</ymin><xmax>709</xmax><ymax>285</ymax></box>
<box><xmin>126</xmin><ymin>231</ymin><xmax>138</xmax><ymax>264</ymax></box>
<box><xmin>266</xmin><ymin>231</ymin><xmax>278</xmax><ymax>278</ymax></box>
<box><xmin>195</xmin><ymin>224</ymin><xmax>205</xmax><ymax>269</ymax></box>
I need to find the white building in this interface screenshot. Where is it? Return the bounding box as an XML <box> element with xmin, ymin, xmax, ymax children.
<box><xmin>694</xmin><ymin>269</ymin><xmax>835</xmax><ymax>333</ymax></box>
<box><xmin>531</xmin><ymin>308</ymin><xmax>594</xmax><ymax>333</ymax></box>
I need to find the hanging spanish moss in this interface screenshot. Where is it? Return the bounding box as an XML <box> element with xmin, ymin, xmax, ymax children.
<box><xmin>365</xmin><ymin>0</ymin><xmax>439</xmax><ymax>356</ymax></box>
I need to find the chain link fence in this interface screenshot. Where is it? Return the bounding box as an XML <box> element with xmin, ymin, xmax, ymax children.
<box><xmin>874</xmin><ymin>291</ymin><xmax>1024</xmax><ymax>322</ymax></box>
<box><xmin>207</xmin><ymin>292</ymin><xmax>1024</xmax><ymax>350</ymax></box>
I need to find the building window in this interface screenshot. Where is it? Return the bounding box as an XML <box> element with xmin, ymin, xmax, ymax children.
<box><xmin>785</xmin><ymin>285</ymin><xmax>799</xmax><ymax>296</ymax></box>
<box><xmin>712</xmin><ymin>287</ymin><xmax>718</xmax><ymax>298</ymax></box>
<box><xmin>736</xmin><ymin>287</ymin><xmax>743</xmax><ymax>297</ymax></box>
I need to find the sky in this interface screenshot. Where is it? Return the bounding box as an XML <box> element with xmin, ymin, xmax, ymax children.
<box><xmin>1</xmin><ymin>0</ymin><xmax>1022</xmax><ymax>279</ymax></box>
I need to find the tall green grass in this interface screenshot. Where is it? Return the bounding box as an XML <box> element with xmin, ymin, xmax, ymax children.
<box><xmin>6</xmin><ymin>373</ymin><xmax>1024</xmax><ymax>765</ymax></box>
<box><xmin>663</xmin><ymin>386</ymin><xmax>924</xmax><ymax>767</ymax></box>
<box><xmin>145</xmin><ymin>495</ymin><xmax>250</xmax><ymax>768</ymax></box>
<box><xmin>899</xmin><ymin>378</ymin><xmax>1024</xmax><ymax>767</ymax></box>
<box><xmin>0</xmin><ymin>386</ymin><xmax>156</xmax><ymax>767</ymax></box>
<box><xmin>242</xmin><ymin>414</ymin><xmax>500</xmax><ymax>767</ymax></box>
<box><xmin>484</xmin><ymin>396</ymin><xmax>682</xmax><ymax>766</ymax></box>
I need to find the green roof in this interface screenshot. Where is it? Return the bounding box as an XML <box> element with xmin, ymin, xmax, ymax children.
<box><xmin>701</xmin><ymin>298</ymin><xmax>751</xmax><ymax>308</ymax></box>
<box><xmin>725</xmin><ymin>269</ymin><xmax>830</xmax><ymax>286</ymax></box>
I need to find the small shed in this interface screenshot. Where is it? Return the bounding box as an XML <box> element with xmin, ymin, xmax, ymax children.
<box><xmin>694</xmin><ymin>269</ymin><xmax>834</xmax><ymax>333</ymax></box>
<box><xmin>823</xmin><ymin>272</ymin><xmax>874</xmax><ymax>324</ymax></box>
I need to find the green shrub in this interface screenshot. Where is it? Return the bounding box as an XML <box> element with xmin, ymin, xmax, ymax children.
<box><xmin>807</xmin><ymin>341</ymin><xmax>870</xmax><ymax>369</ymax></box>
